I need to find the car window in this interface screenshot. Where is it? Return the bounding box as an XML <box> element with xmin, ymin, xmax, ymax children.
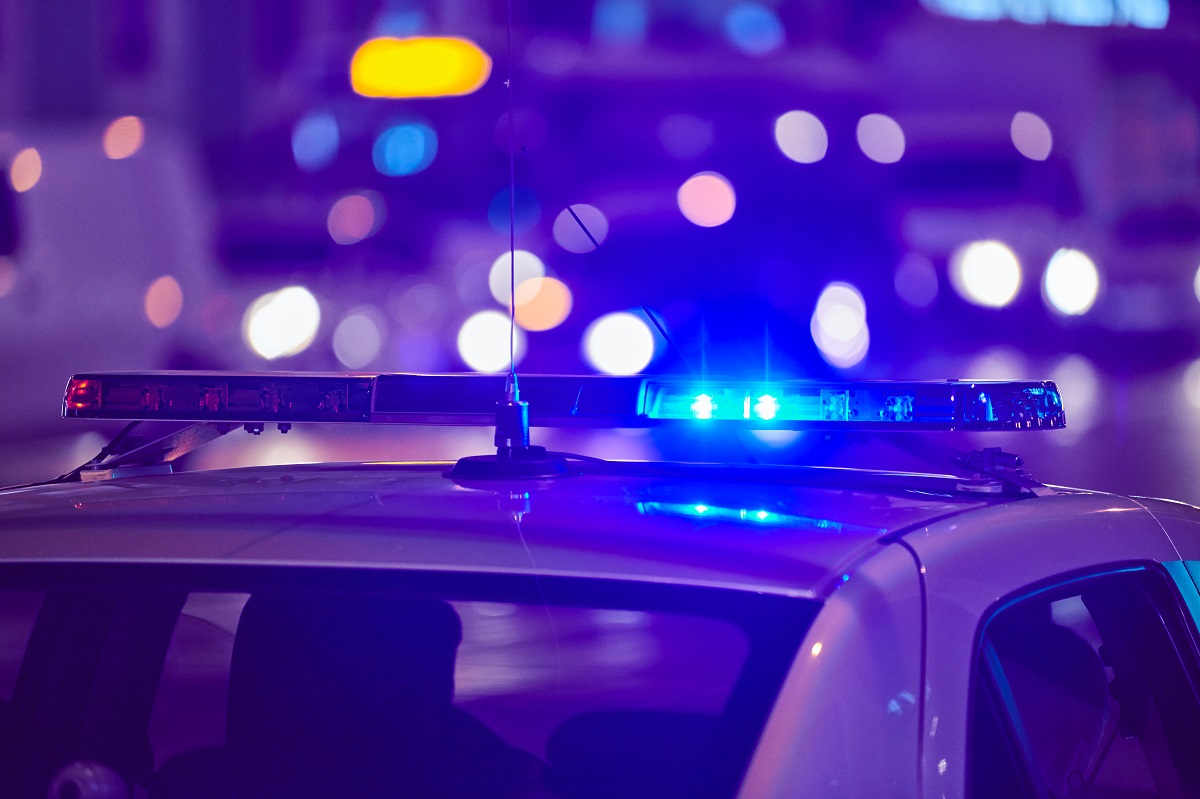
<box><xmin>0</xmin><ymin>564</ymin><xmax>815</xmax><ymax>799</ymax></box>
<box><xmin>969</xmin><ymin>568</ymin><xmax>1200</xmax><ymax>799</ymax></box>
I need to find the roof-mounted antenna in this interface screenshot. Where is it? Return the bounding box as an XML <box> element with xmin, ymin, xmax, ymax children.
<box><xmin>451</xmin><ymin>3</ymin><xmax>569</xmax><ymax>480</ymax></box>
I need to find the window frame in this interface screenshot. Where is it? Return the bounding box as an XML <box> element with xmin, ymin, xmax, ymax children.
<box><xmin>965</xmin><ymin>563</ymin><xmax>1200</xmax><ymax>799</ymax></box>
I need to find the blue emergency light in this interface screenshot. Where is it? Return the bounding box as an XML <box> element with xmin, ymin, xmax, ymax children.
<box><xmin>62</xmin><ymin>372</ymin><xmax>1065</xmax><ymax>431</ymax></box>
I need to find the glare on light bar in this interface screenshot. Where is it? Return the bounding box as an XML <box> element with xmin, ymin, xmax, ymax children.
<box><xmin>641</xmin><ymin>379</ymin><xmax>1063</xmax><ymax>430</ymax></box>
<box><xmin>63</xmin><ymin>373</ymin><xmax>1065</xmax><ymax>431</ymax></box>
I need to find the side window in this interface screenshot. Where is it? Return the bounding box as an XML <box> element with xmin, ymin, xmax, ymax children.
<box><xmin>969</xmin><ymin>568</ymin><xmax>1200</xmax><ymax>799</ymax></box>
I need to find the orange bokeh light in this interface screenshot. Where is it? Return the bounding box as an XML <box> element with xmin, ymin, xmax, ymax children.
<box><xmin>103</xmin><ymin>116</ymin><xmax>146</xmax><ymax>160</ymax></box>
<box><xmin>514</xmin><ymin>277</ymin><xmax>572</xmax><ymax>331</ymax></box>
<box><xmin>9</xmin><ymin>148</ymin><xmax>42</xmax><ymax>193</ymax></box>
<box><xmin>145</xmin><ymin>275</ymin><xmax>184</xmax><ymax>328</ymax></box>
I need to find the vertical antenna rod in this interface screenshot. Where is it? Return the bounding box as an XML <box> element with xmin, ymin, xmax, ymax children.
<box><xmin>497</xmin><ymin>0</ymin><xmax>530</xmax><ymax>459</ymax></box>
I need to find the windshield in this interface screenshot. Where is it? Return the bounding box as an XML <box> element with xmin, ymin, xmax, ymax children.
<box><xmin>0</xmin><ymin>564</ymin><xmax>816</xmax><ymax>799</ymax></box>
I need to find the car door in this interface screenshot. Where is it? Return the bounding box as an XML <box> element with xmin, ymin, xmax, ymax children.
<box><xmin>907</xmin><ymin>490</ymin><xmax>1200</xmax><ymax>799</ymax></box>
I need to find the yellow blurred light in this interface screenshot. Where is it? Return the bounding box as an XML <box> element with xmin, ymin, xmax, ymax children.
<box><xmin>514</xmin><ymin>276</ymin><xmax>573</xmax><ymax>331</ymax></box>
<box><xmin>350</xmin><ymin>37</ymin><xmax>492</xmax><ymax>99</ymax></box>
<box><xmin>9</xmin><ymin>148</ymin><xmax>42</xmax><ymax>192</ymax></box>
<box><xmin>103</xmin><ymin>116</ymin><xmax>145</xmax><ymax>160</ymax></box>
<box><xmin>144</xmin><ymin>275</ymin><xmax>184</xmax><ymax>328</ymax></box>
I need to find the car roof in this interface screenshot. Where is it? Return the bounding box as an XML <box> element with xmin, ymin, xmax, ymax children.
<box><xmin>0</xmin><ymin>460</ymin><xmax>1013</xmax><ymax>598</ymax></box>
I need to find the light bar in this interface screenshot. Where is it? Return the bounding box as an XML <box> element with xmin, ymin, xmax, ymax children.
<box><xmin>63</xmin><ymin>373</ymin><xmax>1065</xmax><ymax>431</ymax></box>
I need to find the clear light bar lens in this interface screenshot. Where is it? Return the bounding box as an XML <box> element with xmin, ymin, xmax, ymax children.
<box><xmin>63</xmin><ymin>373</ymin><xmax>1065</xmax><ymax>432</ymax></box>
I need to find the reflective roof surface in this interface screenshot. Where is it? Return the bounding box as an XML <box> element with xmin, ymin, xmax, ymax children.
<box><xmin>0</xmin><ymin>462</ymin><xmax>1002</xmax><ymax>597</ymax></box>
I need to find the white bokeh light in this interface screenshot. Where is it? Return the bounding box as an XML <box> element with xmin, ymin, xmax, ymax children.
<box><xmin>1184</xmin><ymin>359</ymin><xmax>1200</xmax><ymax>413</ymax></box>
<box><xmin>243</xmin><ymin>286</ymin><xmax>321</xmax><ymax>360</ymax></box>
<box><xmin>856</xmin><ymin>114</ymin><xmax>905</xmax><ymax>164</ymax></box>
<box><xmin>1043</xmin><ymin>248</ymin><xmax>1099</xmax><ymax>316</ymax></box>
<box><xmin>811</xmin><ymin>282</ymin><xmax>869</xmax><ymax>368</ymax></box>
<box><xmin>488</xmin><ymin>250</ymin><xmax>546</xmax><ymax>305</ymax></box>
<box><xmin>1011</xmin><ymin>111</ymin><xmax>1053</xmax><ymax>161</ymax></box>
<box><xmin>774</xmin><ymin>110</ymin><xmax>828</xmax><ymax>164</ymax></box>
<box><xmin>1049</xmin><ymin>354</ymin><xmax>1099</xmax><ymax>444</ymax></box>
<box><xmin>552</xmin><ymin>204</ymin><xmax>609</xmax><ymax>253</ymax></box>
<box><xmin>949</xmin><ymin>240</ymin><xmax>1022</xmax><ymax>308</ymax></box>
<box><xmin>583</xmin><ymin>312</ymin><xmax>655</xmax><ymax>375</ymax></box>
<box><xmin>894</xmin><ymin>253</ymin><xmax>938</xmax><ymax>310</ymax></box>
<box><xmin>332</xmin><ymin>308</ymin><xmax>385</xmax><ymax>369</ymax></box>
<box><xmin>457</xmin><ymin>310</ymin><xmax>526</xmax><ymax>373</ymax></box>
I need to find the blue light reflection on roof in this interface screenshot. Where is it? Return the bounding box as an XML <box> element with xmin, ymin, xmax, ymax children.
<box><xmin>637</xmin><ymin>501</ymin><xmax>887</xmax><ymax>536</ymax></box>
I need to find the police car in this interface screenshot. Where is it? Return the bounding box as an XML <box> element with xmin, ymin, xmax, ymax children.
<box><xmin>1</xmin><ymin>371</ymin><xmax>1198</xmax><ymax>799</ymax></box>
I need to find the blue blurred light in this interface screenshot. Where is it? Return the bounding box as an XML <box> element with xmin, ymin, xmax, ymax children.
<box><xmin>592</xmin><ymin>0</ymin><xmax>648</xmax><ymax>45</ymax></box>
<box><xmin>920</xmin><ymin>0</ymin><xmax>1167</xmax><ymax>27</ymax></box>
<box><xmin>373</xmin><ymin>122</ymin><xmax>437</xmax><ymax>177</ymax></box>
<box><xmin>723</xmin><ymin>3</ymin><xmax>785</xmax><ymax>55</ymax></box>
<box><xmin>488</xmin><ymin>186</ymin><xmax>541</xmax><ymax>234</ymax></box>
<box><xmin>292</xmin><ymin>112</ymin><xmax>339</xmax><ymax>173</ymax></box>
<box><xmin>691</xmin><ymin>393</ymin><xmax>715</xmax><ymax>419</ymax></box>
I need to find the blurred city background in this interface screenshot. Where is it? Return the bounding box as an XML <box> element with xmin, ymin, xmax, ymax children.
<box><xmin>3</xmin><ymin>0</ymin><xmax>1200</xmax><ymax>501</ymax></box>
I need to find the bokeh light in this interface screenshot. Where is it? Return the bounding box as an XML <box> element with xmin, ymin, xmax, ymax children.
<box><xmin>389</xmin><ymin>279</ymin><xmax>447</xmax><ymax>331</ymax></box>
<box><xmin>1049</xmin><ymin>354</ymin><xmax>1099</xmax><ymax>443</ymax></box>
<box><xmin>144</xmin><ymin>275</ymin><xmax>183</xmax><ymax>329</ymax></box>
<box><xmin>9</xmin><ymin>148</ymin><xmax>41</xmax><ymax>193</ymax></box>
<box><xmin>677</xmin><ymin>172</ymin><xmax>736</xmax><ymax>227</ymax></box>
<box><xmin>1192</xmin><ymin>263</ymin><xmax>1200</xmax><ymax>305</ymax></box>
<box><xmin>552</xmin><ymin>204</ymin><xmax>609</xmax><ymax>253</ymax></box>
<box><xmin>1043</xmin><ymin>248</ymin><xmax>1099</xmax><ymax>316</ymax></box>
<box><xmin>774</xmin><ymin>111</ymin><xmax>828</xmax><ymax>164</ymax></box>
<box><xmin>488</xmin><ymin>186</ymin><xmax>541</xmax><ymax>235</ymax></box>
<box><xmin>1011</xmin><ymin>111</ymin><xmax>1053</xmax><ymax>161</ymax></box>
<box><xmin>0</xmin><ymin>257</ymin><xmax>15</xmax><ymax>298</ymax></box>
<box><xmin>333</xmin><ymin>307</ymin><xmax>385</xmax><ymax>369</ymax></box>
<box><xmin>392</xmin><ymin>330</ymin><xmax>445</xmax><ymax>372</ymax></box>
<box><xmin>894</xmin><ymin>253</ymin><xmax>939</xmax><ymax>310</ymax></box>
<box><xmin>658</xmin><ymin>114</ymin><xmax>715</xmax><ymax>160</ymax></box>
<box><xmin>525</xmin><ymin>35</ymin><xmax>583</xmax><ymax>76</ymax></box>
<box><xmin>723</xmin><ymin>3</ymin><xmax>785</xmax><ymax>56</ymax></box>
<box><xmin>949</xmin><ymin>240</ymin><xmax>1022</xmax><ymax>308</ymax></box>
<box><xmin>811</xmin><ymin>282</ymin><xmax>870</xmax><ymax>369</ymax></box>
<box><xmin>373</xmin><ymin>122</ymin><xmax>437</xmax><ymax>176</ymax></box>
<box><xmin>243</xmin><ymin>286</ymin><xmax>321</xmax><ymax>360</ymax></box>
<box><xmin>350</xmin><ymin>37</ymin><xmax>492</xmax><ymax>98</ymax></box>
<box><xmin>584</xmin><ymin>312</ymin><xmax>656</xmax><ymax>375</ymax></box>
<box><xmin>327</xmin><ymin>192</ymin><xmax>384</xmax><ymax>245</ymax></box>
<box><xmin>458</xmin><ymin>310</ymin><xmax>526</xmax><ymax>373</ymax></box>
<box><xmin>102</xmin><ymin>116</ymin><xmax>145</xmax><ymax>160</ymax></box>
<box><xmin>856</xmin><ymin>114</ymin><xmax>905</xmax><ymax>164</ymax></box>
<box><xmin>515</xmin><ymin>277</ymin><xmax>573</xmax><ymax>331</ymax></box>
<box><xmin>292</xmin><ymin>112</ymin><xmax>340</xmax><ymax>173</ymax></box>
<box><xmin>1184</xmin><ymin>359</ymin><xmax>1200</xmax><ymax>412</ymax></box>
<box><xmin>592</xmin><ymin>0</ymin><xmax>648</xmax><ymax>46</ymax></box>
<box><xmin>965</xmin><ymin>346</ymin><xmax>1028</xmax><ymax>380</ymax></box>
<box><xmin>488</xmin><ymin>250</ymin><xmax>546</xmax><ymax>305</ymax></box>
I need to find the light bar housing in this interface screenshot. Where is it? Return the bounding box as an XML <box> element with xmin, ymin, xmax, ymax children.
<box><xmin>63</xmin><ymin>373</ymin><xmax>1065</xmax><ymax>431</ymax></box>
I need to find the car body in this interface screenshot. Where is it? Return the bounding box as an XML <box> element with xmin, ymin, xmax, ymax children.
<box><xmin>2</xmin><ymin>373</ymin><xmax>1200</xmax><ymax>799</ymax></box>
